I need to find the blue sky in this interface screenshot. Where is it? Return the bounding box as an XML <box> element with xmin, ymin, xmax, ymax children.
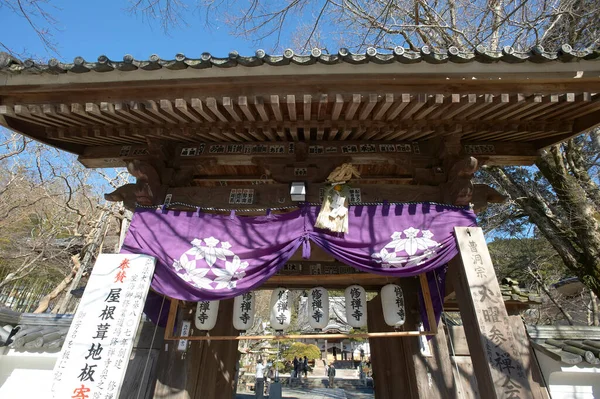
<box><xmin>2</xmin><ymin>0</ymin><xmax>267</xmax><ymax>61</ymax></box>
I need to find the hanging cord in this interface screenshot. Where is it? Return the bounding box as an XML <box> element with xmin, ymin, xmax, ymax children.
<box><xmin>433</xmin><ymin>269</ymin><xmax>466</xmax><ymax>399</ymax></box>
<box><xmin>135</xmin><ymin>294</ymin><xmax>167</xmax><ymax>399</ymax></box>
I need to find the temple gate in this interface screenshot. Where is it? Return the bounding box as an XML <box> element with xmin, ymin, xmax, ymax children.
<box><xmin>1</xmin><ymin>47</ymin><xmax>599</xmax><ymax>398</ymax></box>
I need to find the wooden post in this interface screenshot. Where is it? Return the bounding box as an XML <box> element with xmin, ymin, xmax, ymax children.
<box><xmin>153</xmin><ymin>299</ymin><xmax>240</xmax><ymax>399</ymax></box>
<box><xmin>403</xmin><ymin>278</ymin><xmax>456</xmax><ymax>399</ymax></box>
<box><xmin>450</xmin><ymin>227</ymin><xmax>534</xmax><ymax>399</ymax></box>
<box><xmin>119</xmin><ymin>321</ymin><xmax>165</xmax><ymax>399</ymax></box>
<box><xmin>367</xmin><ymin>294</ymin><xmax>415</xmax><ymax>399</ymax></box>
<box><xmin>367</xmin><ymin>278</ymin><xmax>456</xmax><ymax>399</ymax></box>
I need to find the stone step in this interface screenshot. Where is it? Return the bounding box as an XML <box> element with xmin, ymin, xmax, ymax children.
<box><xmin>284</xmin><ymin>377</ymin><xmax>366</xmax><ymax>390</ymax></box>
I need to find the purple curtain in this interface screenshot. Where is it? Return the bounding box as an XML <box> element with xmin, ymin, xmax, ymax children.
<box><xmin>122</xmin><ymin>203</ymin><xmax>476</xmax><ymax>327</ymax></box>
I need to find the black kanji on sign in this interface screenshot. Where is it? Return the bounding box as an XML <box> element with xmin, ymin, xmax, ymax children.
<box><xmin>482</xmin><ymin>307</ymin><xmax>501</xmax><ymax>323</ymax></box>
<box><xmin>99</xmin><ymin>305</ymin><xmax>116</xmax><ymax>320</ymax></box>
<box><xmin>351</xmin><ymin>298</ymin><xmax>362</xmax><ymax>309</ymax></box>
<box><xmin>489</xmin><ymin>325</ymin><xmax>508</xmax><ymax>346</ymax></box>
<box><xmin>277</xmin><ymin>301</ymin><xmax>288</xmax><ymax>312</ymax></box>
<box><xmin>93</xmin><ymin>323</ymin><xmax>110</xmax><ymax>340</ymax></box>
<box><xmin>394</xmin><ymin>286</ymin><xmax>403</xmax><ymax>307</ymax></box>
<box><xmin>468</xmin><ymin>240</ymin><xmax>478</xmax><ymax>253</ymax></box>
<box><xmin>352</xmin><ymin>309</ymin><xmax>363</xmax><ymax>321</ymax></box>
<box><xmin>240</xmin><ymin>312</ymin><xmax>250</xmax><ymax>324</ymax></box>
<box><xmin>501</xmin><ymin>375</ymin><xmax>522</xmax><ymax>399</ymax></box>
<box><xmin>278</xmin><ymin>290</ymin><xmax>288</xmax><ymax>301</ymax></box>
<box><xmin>85</xmin><ymin>343</ymin><xmax>103</xmax><ymax>361</ymax></box>
<box><xmin>478</xmin><ymin>287</ymin><xmax>499</xmax><ymax>303</ymax></box>
<box><xmin>312</xmin><ymin>309</ymin><xmax>323</xmax><ymax>323</ymax></box>
<box><xmin>77</xmin><ymin>363</ymin><xmax>97</xmax><ymax>382</ymax></box>
<box><xmin>197</xmin><ymin>312</ymin><xmax>209</xmax><ymax>324</ymax></box>
<box><xmin>494</xmin><ymin>351</ymin><xmax>515</xmax><ymax>374</ymax></box>
<box><xmin>472</xmin><ymin>254</ymin><xmax>484</xmax><ymax>265</ymax></box>
<box><xmin>105</xmin><ymin>288</ymin><xmax>122</xmax><ymax>303</ymax></box>
<box><xmin>276</xmin><ymin>312</ymin><xmax>287</xmax><ymax>325</ymax></box>
<box><xmin>241</xmin><ymin>300</ymin><xmax>252</xmax><ymax>312</ymax></box>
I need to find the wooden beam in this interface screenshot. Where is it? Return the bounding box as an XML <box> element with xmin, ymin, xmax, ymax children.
<box><xmin>261</xmin><ymin>272</ymin><xmax>392</xmax><ymax>290</ymax></box>
<box><xmin>190</xmin><ymin>98</ymin><xmax>216</xmax><ymax>122</ymax></box>
<box><xmin>166</xmin><ymin>183</ymin><xmax>442</xmax><ymax>208</ymax></box>
<box><xmin>4</xmin><ymin>71</ymin><xmax>600</xmax><ymax>101</ymax></box>
<box><xmin>238</xmin><ymin>96</ymin><xmax>255</xmax><ymax>122</ymax></box>
<box><xmin>222</xmin><ymin>97</ymin><xmax>242</xmax><ymax>122</ymax></box>
<box><xmin>303</xmin><ymin>94</ymin><xmax>312</xmax><ymax>121</ymax></box>
<box><xmin>76</xmin><ymin>139</ymin><xmax>540</xmax><ymax>169</ymax></box>
<box><xmin>165</xmin><ymin>331</ymin><xmax>433</xmax><ymax>341</ymax></box>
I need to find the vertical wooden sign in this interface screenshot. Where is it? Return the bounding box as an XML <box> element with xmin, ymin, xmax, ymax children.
<box><xmin>452</xmin><ymin>227</ymin><xmax>533</xmax><ymax>399</ymax></box>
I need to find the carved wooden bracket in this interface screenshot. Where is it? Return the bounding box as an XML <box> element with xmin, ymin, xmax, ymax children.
<box><xmin>104</xmin><ymin>160</ymin><xmax>164</xmax><ymax>211</ymax></box>
<box><xmin>442</xmin><ymin>156</ymin><xmax>478</xmax><ymax>206</ymax></box>
<box><xmin>472</xmin><ymin>184</ymin><xmax>508</xmax><ymax>213</ymax></box>
<box><xmin>104</xmin><ymin>184</ymin><xmax>138</xmax><ymax>212</ymax></box>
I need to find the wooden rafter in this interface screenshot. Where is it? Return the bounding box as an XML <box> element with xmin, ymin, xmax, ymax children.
<box><xmin>1</xmin><ymin>92</ymin><xmax>597</xmax><ymax>152</ymax></box>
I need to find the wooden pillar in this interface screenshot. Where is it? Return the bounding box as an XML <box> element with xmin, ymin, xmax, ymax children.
<box><xmin>402</xmin><ymin>278</ymin><xmax>457</xmax><ymax>399</ymax></box>
<box><xmin>153</xmin><ymin>299</ymin><xmax>240</xmax><ymax>399</ymax></box>
<box><xmin>450</xmin><ymin>227</ymin><xmax>534</xmax><ymax>399</ymax></box>
<box><xmin>403</xmin><ymin>319</ymin><xmax>457</xmax><ymax>399</ymax></box>
<box><xmin>367</xmin><ymin>294</ymin><xmax>416</xmax><ymax>399</ymax></box>
<box><xmin>153</xmin><ymin>304</ymin><xmax>192</xmax><ymax>399</ymax></box>
<box><xmin>119</xmin><ymin>321</ymin><xmax>165</xmax><ymax>399</ymax></box>
<box><xmin>367</xmin><ymin>278</ymin><xmax>456</xmax><ymax>399</ymax></box>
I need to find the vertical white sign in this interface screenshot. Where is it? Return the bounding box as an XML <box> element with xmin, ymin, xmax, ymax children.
<box><xmin>177</xmin><ymin>321</ymin><xmax>191</xmax><ymax>351</ymax></box>
<box><xmin>51</xmin><ymin>254</ymin><xmax>156</xmax><ymax>399</ymax></box>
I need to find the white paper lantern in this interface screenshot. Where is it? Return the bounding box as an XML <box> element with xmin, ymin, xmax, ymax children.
<box><xmin>195</xmin><ymin>300</ymin><xmax>219</xmax><ymax>331</ymax></box>
<box><xmin>233</xmin><ymin>292</ymin><xmax>256</xmax><ymax>331</ymax></box>
<box><xmin>270</xmin><ymin>288</ymin><xmax>291</xmax><ymax>331</ymax></box>
<box><xmin>345</xmin><ymin>285</ymin><xmax>367</xmax><ymax>328</ymax></box>
<box><xmin>381</xmin><ymin>284</ymin><xmax>406</xmax><ymax>328</ymax></box>
<box><xmin>308</xmin><ymin>287</ymin><xmax>329</xmax><ymax>330</ymax></box>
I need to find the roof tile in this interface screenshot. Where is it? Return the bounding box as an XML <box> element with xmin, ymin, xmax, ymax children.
<box><xmin>2</xmin><ymin>46</ymin><xmax>597</xmax><ymax>76</ymax></box>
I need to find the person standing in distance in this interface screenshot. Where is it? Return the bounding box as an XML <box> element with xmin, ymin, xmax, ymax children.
<box><xmin>255</xmin><ymin>359</ymin><xmax>266</xmax><ymax>399</ymax></box>
<box><xmin>327</xmin><ymin>362</ymin><xmax>336</xmax><ymax>388</ymax></box>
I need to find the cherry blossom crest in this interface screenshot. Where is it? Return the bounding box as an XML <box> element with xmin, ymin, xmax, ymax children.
<box><xmin>172</xmin><ymin>237</ymin><xmax>249</xmax><ymax>290</ymax></box>
<box><xmin>372</xmin><ymin>228</ymin><xmax>441</xmax><ymax>268</ymax></box>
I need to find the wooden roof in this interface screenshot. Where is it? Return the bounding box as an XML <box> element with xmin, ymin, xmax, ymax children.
<box><xmin>1</xmin><ymin>48</ymin><xmax>599</xmax><ymax>168</ymax></box>
<box><xmin>528</xmin><ymin>325</ymin><xmax>600</xmax><ymax>365</ymax></box>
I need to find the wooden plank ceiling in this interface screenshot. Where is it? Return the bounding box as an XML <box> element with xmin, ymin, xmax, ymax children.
<box><xmin>1</xmin><ymin>92</ymin><xmax>598</xmax><ymax>147</ymax></box>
